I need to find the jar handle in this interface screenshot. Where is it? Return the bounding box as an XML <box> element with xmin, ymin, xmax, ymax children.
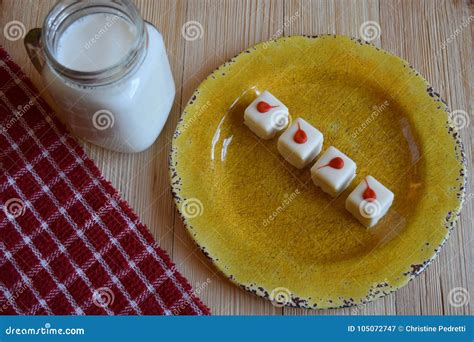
<box><xmin>24</xmin><ymin>28</ymin><xmax>45</xmax><ymax>73</ymax></box>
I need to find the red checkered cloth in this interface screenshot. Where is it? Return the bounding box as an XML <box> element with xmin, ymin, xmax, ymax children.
<box><xmin>0</xmin><ymin>47</ymin><xmax>209</xmax><ymax>315</ymax></box>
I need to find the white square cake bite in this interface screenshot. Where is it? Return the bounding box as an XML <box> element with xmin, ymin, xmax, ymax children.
<box><xmin>244</xmin><ymin>90</ymin><xmax>289</xmax><ymax>139</ymax></box>
<box><xmin>345</xmin><ymin>175</ymin><xmax>394</xmax><ymax>228</ymax></box>
<box><xmin>310</xmin><ymin>146</ymin><xmax>356</xmax><ymax>197</ymax></box>
<box><xmin>277</xmin><ymin>118</ymin><xmax>324</xmax><ymax>169</ymax></box>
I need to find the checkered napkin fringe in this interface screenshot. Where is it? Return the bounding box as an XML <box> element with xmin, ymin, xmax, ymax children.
<box><xmin>0</xmin><ymin>47</ymin><xmax>209</xmax><ymax>315</ymax></box>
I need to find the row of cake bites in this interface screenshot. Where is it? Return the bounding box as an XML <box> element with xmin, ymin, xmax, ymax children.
<box><xmin>243</xmin><ymin>90</ymin><xmax>394</xmax><ymax>228</ymax></box>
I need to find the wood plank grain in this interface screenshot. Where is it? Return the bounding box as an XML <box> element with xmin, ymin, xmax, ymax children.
<box><xmin>424</xmin><ymin>0</ymin><xmax>473</xmax><ymax>316</ymax></box>
<box><xmin>84</xmin><ymin>0</ymin><xmax>189</xmax><ymax>258</ymax></box>
<box><xmin>378</xmin><ymin>0</ymin><xmax>426</xmax><ymax>316</ymax></box>
<box><xmin>172</xmin><ymin>0</ymin><xmax>285</xmax><ymax>315</ymax></box>
<box><xmin>0</xmin><ymin>0</ymin><xmax>471</xmax><ymax>316</ymax></box>
<box><xmin>281</xmin><ymin>0</ymin><xmax>395</xmax><ymax>316</ymax></box>
<box><xmin>0</xmin><ymin>0</ymin><xmax>57</xmax><ymax>100</ymax></box>
<box><xmin>380</xmin><ymin>0</ymin><xmax>473</xmax><ymax>316</ymax></box>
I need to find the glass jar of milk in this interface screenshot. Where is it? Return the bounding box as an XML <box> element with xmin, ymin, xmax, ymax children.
<box><xmin>24</xmin><ymin>0</ymin><xmax>175</xmax><ymax>153</ymax></box>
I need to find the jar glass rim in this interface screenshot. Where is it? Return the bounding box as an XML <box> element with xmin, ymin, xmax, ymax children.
<box><xmin>42</xmin><ymin>0</ymin><xmax>146</xmax><ymax>86</ymax></box>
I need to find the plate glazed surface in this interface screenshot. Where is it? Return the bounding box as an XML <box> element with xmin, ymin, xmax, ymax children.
<box><xmin>170</xmin><ymin>35</ymin><xmax>466</xmax><ymax>309</ymax></box>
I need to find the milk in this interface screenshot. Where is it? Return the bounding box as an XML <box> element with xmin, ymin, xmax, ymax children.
<box><xmin>56</xmin><ymin>13</ymin><xmax>136</xmax><ymax>72</ymax></box>
<box><xmin>42</xmin><ymin>13</ymin><xmax>175</xmax><ymax>153</ymax></box>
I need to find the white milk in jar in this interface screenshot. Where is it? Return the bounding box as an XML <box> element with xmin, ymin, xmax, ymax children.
<box><xmin>35</xmin><ymin>1</ymin><xmax>175</xmax><ymax>153</ymax></box>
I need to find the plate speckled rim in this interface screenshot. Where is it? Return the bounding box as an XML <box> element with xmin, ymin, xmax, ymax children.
<box><xmin>169</xmin><ymin>35</ymin><xmax>467</xmax><ymax>309</ymax></box>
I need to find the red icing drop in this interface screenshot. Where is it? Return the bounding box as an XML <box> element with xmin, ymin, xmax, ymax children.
<box><xmin>256</xmin><ymin>101</ymin><xmax>278</xmax><ymax>113</ymax></box>
<box><xmin>363</xmin><ymin>177</ymin><xmax>377</xmax><ymax>202</ymax></box>
<box><xmin>293</xmin><ymin>122</ymin><xmax>308</xmax><ymax>144</ymax></box>
<box><xmin>318</xmin><ymin>157</ymin><xmax>344</xmax><ymax>170</ymax></box>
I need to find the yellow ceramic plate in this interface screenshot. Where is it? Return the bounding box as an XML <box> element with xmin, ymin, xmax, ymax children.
<box><xmin>170</xmin><ymin>35</ymin><xmax>466</xmax><ymax>309</ymax></box>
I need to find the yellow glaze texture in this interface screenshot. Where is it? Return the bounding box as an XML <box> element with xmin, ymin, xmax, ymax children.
<box><xmin>170</xmin><ymin>36</ymin><xmax>466</xmax><ymax>309</ymax></box>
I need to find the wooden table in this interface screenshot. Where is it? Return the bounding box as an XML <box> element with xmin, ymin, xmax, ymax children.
<box><xmin>1</xmin><ymin>0</ymin><xmax>472</xmax><ymax>315</ymax></box>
